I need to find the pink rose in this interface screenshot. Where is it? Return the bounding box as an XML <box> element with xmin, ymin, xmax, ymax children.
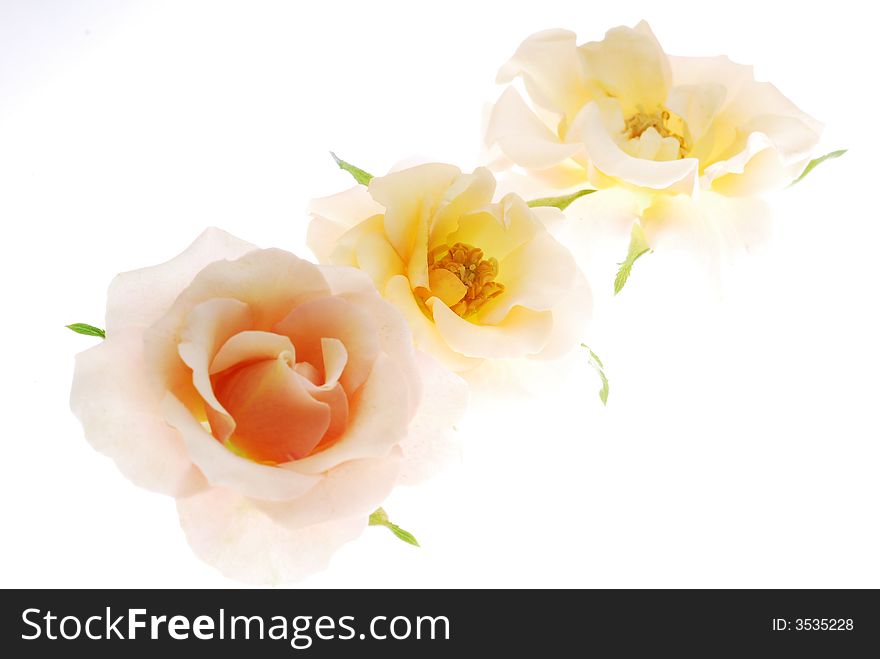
<box><xmin>70</xmin><ymin>228</ymin><xmax>466</xmax><ymax>584</ymax></box>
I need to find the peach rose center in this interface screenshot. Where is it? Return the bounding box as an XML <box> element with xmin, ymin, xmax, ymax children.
<box><xmin>193</xmin><ymin>296</ymin><xmax>380</xmax><ymax>465</ymax></box>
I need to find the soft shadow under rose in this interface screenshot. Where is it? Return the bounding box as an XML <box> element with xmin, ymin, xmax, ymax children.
<box><xmin>70</xmin><ymin>228</ymin><xmax>466</xmax><ymax>584</ymax></box>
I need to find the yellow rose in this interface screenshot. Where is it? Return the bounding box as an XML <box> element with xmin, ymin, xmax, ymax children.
<box><xmin>485</xmin><ymin>22</ymin><xmax>824</xmax><ymax>259</ymax></box>
<box><xmin>308</xmin><ymin>164</ymin><xmax>591</xmax><ymax>372</ymax></box>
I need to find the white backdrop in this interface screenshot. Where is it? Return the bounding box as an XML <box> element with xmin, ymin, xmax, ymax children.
<box><xmin>1</xmin><ymin>0</ymin><xmax>877</xmax><ymax>588</ymax></box>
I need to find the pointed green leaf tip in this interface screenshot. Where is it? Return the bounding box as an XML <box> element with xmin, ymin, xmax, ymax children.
<box><xmin>614</xmin><ymin>223</ymin><xmax>651</xmax><ymax>295</ymax></box>
<box><xmin>330</xmin><ymin>152</ymin><xmax>374</xmax><ymax>186</ymax></box>
<box><xmin>581</xmin><ymin>343</ymin><xmax>609</xmax><ymax>405</ymax></box>
<box><xmin>66</xmin><ymin>323</ymin><xmax>105</xmax><ymax>339</ymax></box>
<box><xmin>788</xmin><ymin>149</ymin><xmax>847</xmax><ymax>187</ymax></box>
<box><xmin>527</xmin><ymin>188</ymin><xmax>596</xmax><ymax>211</ymax></box>
<box><xmin>369</xmin><ymin>507</ymin><xmax>420</xmax><ymax>547</ymax></box>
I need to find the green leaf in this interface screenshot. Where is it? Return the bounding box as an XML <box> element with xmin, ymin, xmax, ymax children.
<box><xmin>614</xmin><ymin>223</ymin><xmax>651</xmax><ymax>295</ymax></box>
<box><xmin>527</xmin><ymin>188</ymin><xmax>596</xmax><ymax>211</ymax></box>
<box><xmin>330</xmin><ymin>152</ymin><xmax>374</xmax><ymax>186</ymax></box>
<box><xmin>369</xmin><ymin>507</ymin><xmax>420</xmax><ymax>547</ymax></box>
<box><xmin>66</xmin><ymin>323</ymin><xmax>105</xmax><ymax>339</ymax></box>
<box><xmin>788</xmin><ymin>149</ymin><xmax>847</xmax><ymax>187</ymax></box>
<box><xmin>581</xmin><ymin>343</ymin><xmax>609</xmax><ymax>405</ymax></box>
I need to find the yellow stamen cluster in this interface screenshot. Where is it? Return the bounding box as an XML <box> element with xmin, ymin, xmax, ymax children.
<box><xmin>427</xmin><ymin>242</ymin><xmax>505</xmax><ymax>318</ymax></box>
<box><xmin>624</xmin><ymin>108</ymin><xmax>689</xmax><ymax>158</ymax></box>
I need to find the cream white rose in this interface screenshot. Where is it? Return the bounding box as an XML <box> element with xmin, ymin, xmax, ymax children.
<box><xmin>485</xmin><ymin>21</ymin><xmax>824</xmax><ymax>259</ymax></box>
<box><xmin>70</xmin><ymin>228</ymin><xmax>466</xmax><ymax>584</ymax></box>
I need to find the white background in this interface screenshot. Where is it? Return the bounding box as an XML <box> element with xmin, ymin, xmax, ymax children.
<box><xmin>1</xmin><ymin>0</ymin><xmax>878</xmax><ymax>588</ymax></box>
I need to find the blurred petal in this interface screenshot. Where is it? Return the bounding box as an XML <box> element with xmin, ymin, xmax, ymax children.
<box><xmin>530</xmin><ymin>269</ymin><xmax>593</xmax><ymax>361</ymax></box>
<box><xmin>666</xmin><ymin>82</ymin><xmax>726</xmax><ymax>144</ymax></box>
<box><xmin>177</xmin><ymin>486</ymin><xmax>365</xmax><ymax>585</ymax></box>
<box><xmin>641</xmin><ymin>193</ymin><xmax>718</xmax><ymax>254</ymax></box>
<box><xmin>668</xmin><ymin>55</ymin><xmax>754</xmax><ymax>97</ymax></box>
<box><xmin>308</xmin><ymin>185</ymin><xmax>384</xmax><ymax>228</ymax></box>
<box><xmin>70</xmin><ymin>327</ymin><xmax>204</xmax><ymax>497</ymax></box>
<box><xmin>397</xmin><ymin>351</ymin><xmax>468</xmax><ymax>485</ymax></box>
<box><xmin>307</xmin><ymin>215</ymin><xmax>348</xmax><ymax>264</ymax></box>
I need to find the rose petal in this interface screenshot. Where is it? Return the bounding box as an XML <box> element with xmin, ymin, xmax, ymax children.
<box><xmin>639</xmin><ymin>192</ymin><xmax>772</xmax><ymax>273</ymax></box>
<box><xmin>572</xmin><ymin>101</ymin><xmax>700</xmax><ymax>193</ymax></box>
<box><xmin>319</xmin><ymin>265</ymin><xmax>425</xmax><ymax>416</ymax></box>
<box><xmin>497</xmin><ymin>28</ymin><xmax>590</xmax><ymax>120</ymax></box>
<box><xmin>668</xmin><ymin>55</ymin><xmax>754</xmax><ymax>98</ymax></box>
<box><xmin>162</xmin><ymin>393</ymin><xmax>322</xmax><ymax>501</ymax></box>
<box><xmin>529</xmin><ymin>269</ymin><xmax>593</xmax><ymax>361</ymax></box>
<box><xmin>318</xmin><ymin>337</ymin><xmax>347</xmax><ymax>388</ymax></box>
<box><xmin>210</xmin><ymin>330</ymin><xmax>296</xmax><ymax>375</ymax></box>
<box><xmin>353</xmin><ymin>224</ymin><xmax>407</xmax><ymax>289</ymax></box>
<box><xmin>256</xmin><ymin>450</ymin><xmax>402</xmax><ymax>529</ymax></box>
<box><xmin>308</xmin><ymin>184</ymin><xmax>384</xmax><ymax>229</ymax></box>
<box><xmin>145</xmin><ymin>250</ymin><xmax>331</xmax><ymax>403</ymax></box>
<box><xmin>323</xmin><ymin>214</ymin><xmax>384</xmax><ymax>268</ymax></box>
<box><xmin>303</xmin><ymin>381</ymin><xmax>349</xmax><ymax>448</ymax></box>
<box><xmin>429</xmin><ymin>297</ymin><xmax>554</xmax><ymax>359</ymax></box>
<box><xmin>384</xmin><ymin>274</ymin><xmax>481</xmax><ymax>372</ymax></box>
<box><xmin>428</xmin><ymin>166</ymin><xmax>497</xmax><ymax>252</ymax></box>
<box><xmin>306</xmin><ymin>215</ymin><xmax>348</xmax><ymax>265</ymax></box>
<box><xmin>698</xmin><ymin>192</ymin><xmax>773</xmax><ymax>252</ymax></box>
<box><xmin>211</xmin><ymin>353</ymin><xmax>332</xmax><ymax>462</ymax></box>
<box><xmin>177</xmin><ymin>298</ymin><xmax>253</xmax><ymax>442</ymax></box>
<box><xmin>478</xmin><ymin>230</ymin><xmax>579</xmax><ymax>325</ymax></box>
<box><xmin>106</xmin><ymin>227</ymin><xmax>256</xmax><ymax>335</ymax></box>
<box><xmin>702</xmin><ymin>80</ymin><xmax>822</xmax><ymax>186</ymax></box>
<box><xmin>446</xmin><ymin>193</ymin><xmax>540</xmax><ymax>262</ymax></box>
<box><xmin>176</xmin><ymin>486</ymin><xmax>365</xmax><ymax>585</ymax></box>
<box><xmin>273</xmin><ymin>296</ymin><xmax>380</xmax><ymax>396</ymax></box>
<box><xmin>397</xmin><ymin>351</ymin><xmax>468</xmax><ymax>485</ymax></box>
<box><xmin>666</xmin><ymin>82</ymin><xmax>727</xmax><ymax>145</ymax></box>
<box><xmin>160</xmin><ymin>248</ymin><xmax>331</xmax><ymax>330</ymax></box>
<box><xmin>579</xmin><ymin>21</ymin><xmax>671</xmax><ymax>114</ymax></box>
<box><xmin>427</xmin><ymin>268</ymin><xmax>468</xmax><ymax>307</ymax></box>
<box><xmin>70</xmin><ymin>327</ymin><xmax>204</xmax><ymax>497</ymax></box>
<box><xmin>485</xmin><ymin>87</ymin><xmax>581</xmax><ymax>170</ymax></box>
<box><xmin>368</xmin><ymin>163</ymin><xmax>462</xmax><ymax>262</ymax></box>
<box><xmin>641</xmin><ymin>193</ymin><xmax>721</xmax><ymax>257</ymax></box>
<box><xmin>279</xmin><ymin>353</ymin><xmax>411</xmax><ymax>475</ymax></box>
<box><xmin>709</xmin><ymin>146</ymin><xmax>792</xmax><ymax>196</ymax></box>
